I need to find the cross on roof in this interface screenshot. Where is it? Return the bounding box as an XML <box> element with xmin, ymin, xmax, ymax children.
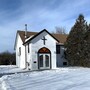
<box><xmin>42</xmin><ymin>36</ymin><xmax>47</xmax><ymax>45</ymax></box>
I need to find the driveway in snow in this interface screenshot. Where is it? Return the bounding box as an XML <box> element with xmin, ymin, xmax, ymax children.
<box><xmin>0</xmin><ymin>67</ymin><xmax>90</xmax><ymax>90</ymax></box>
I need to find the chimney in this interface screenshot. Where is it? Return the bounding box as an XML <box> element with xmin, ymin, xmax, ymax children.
<box><xmin>25</xmin><ymin>24</ymin><xmax>27</xmax><ymax>39</ymax></box>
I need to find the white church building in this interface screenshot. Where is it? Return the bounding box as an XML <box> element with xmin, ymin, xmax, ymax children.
<box><xmin>14</xmin><ymin>27</ymin><xmax>68</xmax><ymax>70</ymax></box>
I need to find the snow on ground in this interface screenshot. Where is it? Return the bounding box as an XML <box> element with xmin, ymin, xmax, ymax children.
<box><xmin>0</xmin><ymin>65</ymin><xmax>28</xmax><ymax>74</ymax></box>
<box><xmin>0</xmin><ymin>67</ymin><xmax>90</xmax><ymax>90</ymax></box>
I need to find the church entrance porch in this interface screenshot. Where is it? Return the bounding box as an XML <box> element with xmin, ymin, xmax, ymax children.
<box><xmin>38</xmin><ymin>47</ymin><xmax>51</xmax><ymax>70</ymax></box>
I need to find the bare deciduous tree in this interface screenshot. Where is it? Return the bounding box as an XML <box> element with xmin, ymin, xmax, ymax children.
<box><xmin>52</xmin><ymin>26</ymin><xmax>67</xmax><ymax>34</ymax></box>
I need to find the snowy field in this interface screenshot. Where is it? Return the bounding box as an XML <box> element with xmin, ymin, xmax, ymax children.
<box><xmin>0</xmin><ymin>67</ymin><xmax>90</xmax><ymax>90</ymax></box>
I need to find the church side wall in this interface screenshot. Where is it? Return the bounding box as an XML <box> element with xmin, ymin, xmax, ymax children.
<box><xmin>16</xmin><ymin>35</ymin><xmax>25</xmax><ymax>69</ymax></box>
<box><xmin>30</xmin><ymin>31</ymin><xmax>57</xmax><ymax>70</ymax></box>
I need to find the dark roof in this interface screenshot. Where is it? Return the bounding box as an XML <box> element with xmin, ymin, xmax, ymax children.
<box><xmin>17</xmin><ymin>30</ymin><xmax>37</xmax><ymax>43</ymax></box>
<box><xmin>53</xmin><ymin>33</ymin><xmax>68</xmax><ymax>44</ymax></box>
<box><xmin>17</xmin><ymin>29</ymin><xmax>67</xmax><ymax>44</ymax></box>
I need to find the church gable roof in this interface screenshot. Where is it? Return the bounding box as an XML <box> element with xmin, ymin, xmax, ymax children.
<box><xmin>17</xmin><ymin>29</ymin><xmax>67</xmax><ymax>45</ymax></box>
<box><xmin>24</xmin><ymin>29</ymin><xmax>60</xmax><ymax>44</ymax></box>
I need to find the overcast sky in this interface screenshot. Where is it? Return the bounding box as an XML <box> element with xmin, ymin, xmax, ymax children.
<box><xmin>0</xmin><ymin>0</ymin><xmax>90</xmax><ymax>52</ymax></box>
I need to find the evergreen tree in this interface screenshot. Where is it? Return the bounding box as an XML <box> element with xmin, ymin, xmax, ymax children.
<box><xmin>65</xmin><ymin>14</ymin><xmax>88</xmax><ymax>66</ymax></box>
<box><xmin>83</xmin><ymin>24</ymin><xmax>90</xmax><ymax>66</ymax></box>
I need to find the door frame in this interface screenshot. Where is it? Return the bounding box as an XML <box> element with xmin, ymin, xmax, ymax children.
<box><xmin>38</xmin><ymin>54</ymin><xmax>50</xmax><ymax>69</ymax></box>
<box><xmin>38</xmin><ymin>47</ymin><xmax>51</xmax><ymax>70</ymax></box>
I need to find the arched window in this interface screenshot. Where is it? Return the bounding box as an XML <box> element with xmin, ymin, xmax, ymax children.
<box><xmin>38</xmin><ymin>47</ymin><xmax>51</xmax><ymax>53</ymax></box>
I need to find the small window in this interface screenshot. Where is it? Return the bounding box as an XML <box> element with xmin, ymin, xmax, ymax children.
<box><xmin>28</xmin><ymin>43</ymin><xmax>30</xmax><ymax>53</ymax></box>
<box><xmin>63</xmin><ymin>62</ymin><xmax>67</xmax><ymax>66</ymax></box>
<box><xmin>56</xmin><ymin>45</ymin><xmax>60</xmax><ymax>54</ymax></box>
<box><xmin>19</xmin><ymin>47</ymin><xmax>21</xmax><ymax>55</ymax></box>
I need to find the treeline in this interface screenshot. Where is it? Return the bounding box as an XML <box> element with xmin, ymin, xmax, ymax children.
<box><xmin>65</xmin><ymin>14</ymin><xmax>90</xmax><ymax>67</ymax></box>
<box><xmin>0</xmin><ymin>51</ymin><xmax>16</xmax><ymax>65</ymax></box>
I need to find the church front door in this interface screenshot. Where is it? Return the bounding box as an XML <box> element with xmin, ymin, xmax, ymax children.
<box><xmin>39</xmin><ymin>54</ymin><xmax>50</xmax><ymax>69</ymax></box>
<box><xmin>38</xmin><ymin>47</ymin><xmax>51</xmax><ymax>70</ymax></box>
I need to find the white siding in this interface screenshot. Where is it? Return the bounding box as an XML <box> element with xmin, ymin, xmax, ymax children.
<box><xmin>15</xmin><ymin>34</ymin><xmax>26</xmax><ymax>69</ymax></box>
<box><xmin>30</xmin><ymin>31</ymin><xmax>57</xmax><ymax>70</ymax></box>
